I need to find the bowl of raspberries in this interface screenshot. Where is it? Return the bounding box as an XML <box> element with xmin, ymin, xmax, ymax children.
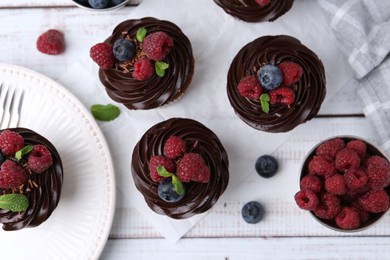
<box><xmin>294</xmin><ymin>136</ymin><xmax>390</xmax><ymax>231</ymax></box>
<box><xmin>71</xmin><ymin>0</ymin><xmax>128</xmax><ymax>11</ymax></box>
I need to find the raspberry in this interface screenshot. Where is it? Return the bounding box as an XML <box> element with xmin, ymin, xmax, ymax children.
<box><xmin>255</xmin><ymin>0</ymin><xmax>270</xmax><ymax>7</ymax></box>
<box><xmin>335</xmin><ymin>148</ymin><xmax>360</xmax><ymax>171</ymax></box>
<box><xmin>27</xmin><ymin>145</ymin><xmax>53</xmax><ymax>173</ymax></box>
<box><xmin>142</xmin><ymin>32</ymin><xmax>174</xmax><ymax>61</ymax></box>
<box><xmin>335</xmin><ymin>207</ymin><xmax>361</xmax><ymax>230</ymax></box>
<box><xmin>367</xmin><ymin>163</ymin><xmax>390</xmax><ymax>190</ymax></box>
<box><xmin>36</xmin><ymin>29</ymin><xmax>64</xmax><ymax>55</ymax></box>
<box><xmin>308</xmin><ymin>155</ymin><xmax>336</xmax><ymax>177</ymax></box>
<box><xmin>316</xmin><ymin>138</ymin><xmax>345</xmax><ymax>161</ymax></box>
<box><xmin>176</xmin><ymin>153</ymin><xmax>206</xmax><ymax>182</ymax></box>
<box><xmin>132</xmin><ymin>57</ymin><xmax>155</xmax><ymax>81</ymax></box>
<box><xmin>358</xmin><ymin>189</ymin><xmax>389</xmax><ymax>213</ymax></box>
<box><xmin>277</xmin><ymin>62</ymin><xmax>303</xmax><ymax>86</ymax></box>
<box><xmin>163</xmin><ymin>136</ymin><xmax>186</xmax><ymax>160</ymax></box>
<box><xmin>269</xmin><ymin>87</ymin><xmax>295</xmax><ymax>105</ymax></box>
<box><xmin>344</xmin><ymin>168</ymin><xmax>368</xmax><ymax>191</ymax></box>
<box><xmin>351</xmin><ymin>201</ymin><xmax>370</xmax><ymax>223</ymax></box>
<box><xmin>90</xmin><ymin>43</ymin><xmax>115</xmax><ymax>69</ymax></box>
<box><xmin>237</xmin><ymin>76</ymin><xmax>262</xmax><ymax>100</ymax></box>
<box><xmin>0</xmin><ymin>160</ymin><xmax>27</xmax><ymax>189</ymax></box>
<box><xmin>148</xmin><ymin>155</ymin><xmax>175</xmax><ymax>183</ymax></box>
<box><xmin>346</xmin><ymin>139</ymin><xmax>366</xmax><ymax>158</ymax></box>
<box><xmin>365</xmin><ymin>155</ymin><xmax>389</xmax><ymax>169</ymax></box>
<box><xmin>313</xmin><ymin>192</ymin><xmax>341</xmax><ymax>219</ymax></box>
<box><xmin>300</xmin><ymin>174</ymin><xmax>322</xmax><ymax>193</ymax></box>
<box><xmin>294</xmin><ymin>190</ymin><xmax>319</xmax><ymax>210</ymax></box>
<box><xmin>191</xmin><ymin>164</ymin><xmax>210</xmax><ymax>183</ymax></box>
<box><xmin>0</xmin><ymin>130</ymin><xmax>24</xmax><ymax>156</ymax></box>
<box><xmin>325</xmin><ymin>174</ymin><xmax>346</xmax><ymax>195</ymax></box>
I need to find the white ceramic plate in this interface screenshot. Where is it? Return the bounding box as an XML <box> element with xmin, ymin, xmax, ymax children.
<box><xmin>71</xmin><ymin>0</ymin><xmax>130</xmax><ymax>12</ymax></box>
<box><xmin>0</xmin><ymin>63</ymin><xmax>116</xmax><ymax>260</ymax></box>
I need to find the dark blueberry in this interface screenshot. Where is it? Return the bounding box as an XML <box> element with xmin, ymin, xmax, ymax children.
<box><xmin>158</xmin><ymin>178</ymin><xmax>185</xmax><ymax>203</ymax></box>
<box><xmin>258</xmin><ymin>64</ymin><xmax>282</xmax><ymax>90</ymax></box>
<box><xmin>113</xmin><ymin>39</ymin><xmax>136</xmax><ymax>61</ymax></box>
<box><xmin>255</xmin><ymin>155</ymin><xmax>278</xmax><ymax>178</ymax></box>
<box><xmin>0</xmin><ymin>152</ymin><xmax>5</xmax><ymax>166</ymax></box>
<box><xmin>241</xmin><ymin>201</ymin><xmax>265</xmax><ymax>224</ymax></box>
<box><xmin>88</xmin><ymin>0</ymin><xmax>109</xmax><ymax>9</ymax></box>
<box><xmin>111</xmin><ymin>0</ymin><xmax>125</xmax><ymax>5</ymax></box>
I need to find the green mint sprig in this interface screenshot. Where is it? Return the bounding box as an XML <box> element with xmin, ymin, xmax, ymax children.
<box><xmin>15</xmin><ymin>145</ymin><xmax>33</xmax><ymax>161</ymax></box>
<box><xmin>0</xmin><ymin>194</ymin><xmax>29</xmax><ymax>212</ymax></box>
<box><xmin>136</xmin><ymin>27</ymin><xmax>147</xmax><ymax>42</ymax></box>
<box><xmin>157</xmin><ymin>166</ymin><xmax>184</xmax><ymax>195</ymax></box>
<box><xmin>155</xmin><ymin>61</ymin><xmax>169</xmax><ymax>77</ymax></box>
<box><xmin>260</xmin><ymin>93</ymin><xmax>270</xmax><ymax>113</ymax></box>
<box><xmin>91</xmin><ymin>104</ymin><xmax>121</xmax><ymax>122</ymax></box>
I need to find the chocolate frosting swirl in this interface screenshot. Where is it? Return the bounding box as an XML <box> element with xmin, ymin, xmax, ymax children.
<box><xmin>227</xmin><ymin>35</ymin><xmax>326</xmax><ymax>133</ymax></box>
<box><xmin>214</xmin><ymin>0</ymin><xmax>294</xmax><ymax>22</ymax></box>
<box><xmin>0</xmin><ymin>128</ymin><xmax>63</xmax><ymax>231</ymax></box>
<box><xmin>131</xmin><ymin>118</ymin><xmax>229</xmax><ymax>219</ymax></box>
<box><xmin>98</xmin><ymin>17</ymin><xmax>195</xmax><ymax>110</ymax></box>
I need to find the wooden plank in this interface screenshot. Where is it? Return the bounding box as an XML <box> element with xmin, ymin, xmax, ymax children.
<box><xmin>0</xmin><ymin>0</ymin><xmax>141</xmax><ymax>8</ymax></box>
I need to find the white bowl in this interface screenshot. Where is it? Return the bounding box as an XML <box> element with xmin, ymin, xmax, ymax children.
<box><xmin>71</xmin><ymin>0</ymin><xmax>130</xmax><ymax>12</ymax></box>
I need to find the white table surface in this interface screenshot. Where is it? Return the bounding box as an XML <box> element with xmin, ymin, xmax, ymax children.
<box><xmin>1</xmin><ymin>1</ymin><xmax>390</xmax><ymax>259</ymax></box>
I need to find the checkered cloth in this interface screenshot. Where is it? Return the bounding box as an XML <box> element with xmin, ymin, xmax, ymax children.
<box><xmin>318</xmin><ymin>0</ymin><xmax>390</xmax><ymax>155</ymax></box>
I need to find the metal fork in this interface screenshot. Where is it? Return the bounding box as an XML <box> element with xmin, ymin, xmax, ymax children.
<box><xmin>0</xmin><ymin>83</ymin><xmax>24</xmax><ymax>129</ymax></box>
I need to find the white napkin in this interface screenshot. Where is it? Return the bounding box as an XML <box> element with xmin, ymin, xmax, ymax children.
<box><xmin>59</xmin><ymin>0</ymin><xmax>353</xmax><ymax>242</ymax></box>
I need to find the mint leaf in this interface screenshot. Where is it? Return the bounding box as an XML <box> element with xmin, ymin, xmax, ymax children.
<box><xmin>91</xmin><ymin>104</ymin><xmax>120</xmax><ymax>122</ymax></box>
<box><xmin>155</xmin><ymin>61</ymin><xmax>169</xmax><ymax>77</ymax></box>
<box><xmin>136</xmin><ymin>27</ymin><xmax>147</xmax><ymax>42</ymax></box>
<box><xmin>260</xmin><ymin>93</ymin><xmax>270</xmax><ymax>113</ymax></box>
<box><xmin>0</xmin><ymin>194</ymin><xmax>29</xmax><ymax>212</ymax></box>
<box><xmin>157</xmin><ymin>166</ymin><xmax>173</xmax><ymax>178</ymax></box>
<box><xmin>15</xmin><ymin>145</ymin><xmax>33</xmax><ymax>161</ymax></box>
<box><xmin>171</xmin><ymin>175</ymin><xmax>184</xmax><ymax>195</ymax></box>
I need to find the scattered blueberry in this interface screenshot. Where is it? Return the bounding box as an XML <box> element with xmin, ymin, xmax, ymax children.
<box><xmin>258</xmin><ymin>64</ymin><xmax>282</xmax><ymax>90</ymax></box>
<box><xmin>88</xmin><ymin>0</ymin><xmax>109</xmax><ymax>9</ymax></box>
<box><xmin>111</xmin><ymin>0</ymin><xmax>125</xmax><ymax>5</ymax></box>
<box><xmin>255</xmin><ymin>155</ymin><xmax>279</xmax><ymax>178</ymax></box>
<box><xmin>241</xmin><ymin>201</ymin><xmax>265</xmax><ymax>224</ymax></box>
<box><xmin>113</xmin><ymin>39</ymin><xmax>136</xmax><ymax>61</ymax></box>
<box><xmin>158</xmin><ymin>178</ymin><xmax>185</xmax><ymax>203</ymax></box>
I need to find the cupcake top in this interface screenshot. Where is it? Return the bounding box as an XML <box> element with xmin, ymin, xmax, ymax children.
<box><xmin>131</xmin><ymin>118</ymin><xmax>229</xmax><ymax>219</ymax></box>
<box><xmin>214</xmin><ymin>0</ymin><xmax>294</xmax><ymax>22</ymax></box>
<box><xmin>0</xmin><ymin>128</ymin><xmax>63</xmax><ymax>231</ymax></box>
<box><xmin>227</xmin><ymin>35</ymin><xmax>326</xmax><ymax>133</ymax></box>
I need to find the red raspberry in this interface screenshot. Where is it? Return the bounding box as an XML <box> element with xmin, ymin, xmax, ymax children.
<box><xmin>27</xmin><ymin>145</ymin><xmax>53</xmax><ymax>173</ymax></box>
<box><xmin>300</xmin><ymin>174</ymin><xmax>322</xmax><ymax>193</ymax></box>
<box><xmin>325</xmin><ymin>174</ymin><xmax>346</xmax><ymax>195</ymax></box>
<box><xmin>142</xmin><ymin>32</ymin><xmax>174</xmax><ymax>61</ymax></box>
<box><xmin>148</xmin><ymin>155</ymin><xmax>175</xmax><ymax>183</ymax></box>
<box><xmin>344</xmin><ymin>168</ymin><xmax>368</xmax><ymax>191</ymax></box>
<box><xmin>294</xmin><ymin>190</ymin><xmax>319</xmax><ymax>210</ymax></box>
<box><xmin>176</xmin><ymin>153</ymin><xmax>206</xmax><ymax>182</ymax></box>
<box><xmin>132</xmin><ymin>57</ymin><xmax>155</xmax><ymax>81</ymax></box>
<box><xmin>277</xmin><ymin>62</ymin><xmax>303</xmax><ymax>86</ymax></box>
<box><xmin>164</xmin><ymin>136</ymin><xmax>186</xmax><ymax>160</ymax></box>
<box><xmin>36</xmin><ymin>29</ymin><xmax>64</xmax><ymax>55</ymax></box>
<box><xmin>191</xmin><ymin>164</ymin><xmax>210</xmax><ymax>183</ymax></box>
<box><xmin>316</xmin><ymin>138</ymin><xmax>345</xmax><ymax>161</ymax></box>
<box><xmin>346</xmin><ymin>139</ymin><xmax>366</xmax><ymax>158</ymax></box>
<box><xmin>90</xmin><ymin>43</ymin><xmax>115</xmax><ymax>69</ymax></box>
<box><xmin>313</xmin><ymin>192</ymin><xmax>341</xmax><ymax>219</ymax></box>
<box><xmin>367</xmin><ymin>163</ymin><xmax>390</xmax><ymax>190</ymax></box>
<box><xmin>335</xmin><ymin>148</ymin><xmax>361</xmax><ymax>171</ymax></box>
<box><xmin>358</xmin><ymin>189</ymin><xmax>389</xmax><ymax>213</ymax></box>
<box><xmin>0</xmin><ymin>130</ymin><xmax>24</xmax><ymax>156</ymax></box>
<box><xmin>335</xmin><ymin>207</ymin><xmax>361</xmax><ymax>230</ymax></box>
<box><xmin>237</xmin><ymin>76</ymin><xmax>262</xmax><ymax>100</ymax></box>
<box><xmin>308</xmin><ymin>155</ymin><xmax>336</xmax><ymax>177</ymax></box>
<box><xmin>0</xmin><ymin>160</ymin><xmax>27</xmax><ymax>189</ymax></box>
<box><xmin>255</xmin><ymin>0</ymin><xmax>270</xmax><ymax>7</ymax></box>
<box><xmin>365</xmin><ymin>155</ymin><xmax>389</xmax><ymax>169</ymax></box>
<box><xmin>269</xmin><ymin>87</ymin><xmax>295</xmax><ymax>105</ymax></box>
<box><xmin>351</xmin><ymin>201</ymin><xmax>370</xmax><ymax>223</ymax></box>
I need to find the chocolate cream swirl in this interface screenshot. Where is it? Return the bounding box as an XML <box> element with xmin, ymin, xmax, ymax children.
<box><xmin>0</xmin><ymin>128</ymin><xmax>63</xmax><ymax>231</ymax></box>
<box><xmin>131</xmin><ymin>118</ymin><xmax>229</xmax><ymax>219</ymax></box>
<box><xmin>214</xmin><ymin>0</ymin><xmax>294</xmax><ymax>22</ymax></box>
<box><xmin>227</xmin><ymin>35</ymin><xmax>326</xmax><ymax>133</ymax></box>
<box><xmin>98</xmin><ymin>17</ymin><xmax>195</xmax><ymax>110</ymax></box>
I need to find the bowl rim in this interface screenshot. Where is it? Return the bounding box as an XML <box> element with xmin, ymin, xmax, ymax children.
<box><xmin>71</xmin><ymin>0</ymin><xmax>130</xmax><ymax>12</ymax></box>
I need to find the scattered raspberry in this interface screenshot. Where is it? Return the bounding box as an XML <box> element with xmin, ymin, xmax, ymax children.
<box><xmin>0</xmin><ymin>130</ymin><xmax>24</xmax><ymax>156</ymax></box>
<box><xmin>0</xmin><ymin>160</ymin><xmax>27</xmax><ymax>189</ymax></box>
<box><xmin>294</xmin><ymin>190</ymin><xmax>319</xmax><ymax>210</ymax></box>
<box><xmin>36</xmin><ymin>29</ymin><xmax>64</xmax><ymax>55</ymax></box>
<box><xmin>344</xmin><ymin>168</ymin><xmax>368</xmax><ymax>191</ymax></box>
<box><xmin>335</xmin><ymin>148</ymin><xmax>360</xmax><ymax>171</ymax></box>
<box><xmin>325</xmin><ymin>174</ymin><xmax>346</xmax><ymax>195</ymax></box>
<box><xmin>164</xmin><ymin>136</ymin><xmax>186</xmax><ymax>160</ymax></box>
<box><xmin>269</xmin><ymin>87</ymin><xmax>295</xmax><ymax>105</ymax></box>
<box><xmin>132</xmin><ymin>57</ymin><xmax>155</xmax><ymax>81</ymax></box>
<box><xmin>367</xmin><ymin>163</ymin><xmax>390</xmax><ymax>190</ymax></box>
<box><xmin>27</xmin><ymin>145</ymin><xmax>53</xmax><ymax>173</ymax></box>
<box><xmin>142</xmin><ymin>32</ymin><xmax>174</xmax><ymax>61</ymax></box>
<box><xmin>255</xmin><ymin>0</ymin><xmax>270</xmax><ymax>7</ymax></box>
<box><xmin>365</xmin><ymin>155</ymin><xmax>389</xmax><ymax>169</ymax></box>
<box><xmin>335</xmin><ymin>207</ymin><xmax>361</xmax><ymax>230</ymax></box>
<box><xmin>316</xmin><ymin>138</ymin><xmax>345</xmax><ymax>161</ymax></box>
<box><xmin>148</xmin><ymin>155</ymin><xmax>175</xmax><ymax>183</ymax></box>
<box><xmin>313</xmin><ymin>192</ymin><xmax>341</xmax><ymax>219</ymax></box>
<box><xmin>346</xmin><ymin>139</ymin><xmax>366</xmax><ymax>158</ymax></box>
<box><xmin>358</xmin><ymin>189</ymin><xmax>389</xmax><ymax>213</ymax></box>
<box><xmin>237</xmin><ymin>76</ymin><xmax>262</xmax><ymax>100</ymax></box>
<box><xmin>90</xmin><ymin>43</ymin><xmax>115</xmax><ymax>69</ymax></box>
<box><xmin>308</xmin><ymin>155</ymin><xmax>336</xmax><ymax>177</ymax></box>
<box><xmin>191</xmin><ymin>164</ymin><xmax>210</xmax><ymax>183</ymax></box>
<box><xmin>176</xmin><ymin>153</ymin><xmax>207</xmax><ymax>182</ymax></box>
<box><xmin>300</xmin><ymin>174</ymin><xmax>322</xmax><ymax>193</ymax></box>
<box><xmin>277</xmin><ymin>62</ymin><xmax>303</xmax><ymax>86</ymax></box>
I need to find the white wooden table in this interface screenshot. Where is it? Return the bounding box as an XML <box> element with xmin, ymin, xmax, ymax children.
<box><xmin>1</xmin><ymin>1</ymin><xmax>390</xmax><ymax>259</ymax></box>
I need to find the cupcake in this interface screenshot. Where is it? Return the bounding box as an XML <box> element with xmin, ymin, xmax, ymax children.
<box><xmin>226</xmin><ymin>35</ymin><xmax>326</xmax><ymax>133</ymax></box>
<box><xmin>0</xmin><ymin>128</ymin><xmax>63</xmax><ymax>231</ymax></box>
<box><xmin>131</xmin><ymin>118</ymin><xmax>229</xmax><ymax>219</ymax></box>
<box><xmin>90</xmin><ymin>17</ymin><xmax>195</xmax><ymax>110</ymax></box>
<box><xmin>214</xmin><ymin>0</ymin><xmax>294</xmax><ymax>22</ymax></box>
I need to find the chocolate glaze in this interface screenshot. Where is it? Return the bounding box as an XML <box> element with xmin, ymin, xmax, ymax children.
<box><xmin>0</xmin><ymin>128</ymin><xmax>63</xmax><ymax>231</ymax></box>
<box><xmin>227</xmin><ymin>35</ymin><xmax>326</xmax><ymax>133</ymax></box>
<box><xmin>131</xmin><ymin>118</ymin><xmax>229</xmax><ymax>219</ymax></box>
<box><xmin>98</xmin><ymin>17</ymin><xmax>195</xmax><ymax>110</ymax></box>
<box><xmin>214</xmin><ymin>0</ymin><xmax>294</xmax><ymax>22</ymax></box>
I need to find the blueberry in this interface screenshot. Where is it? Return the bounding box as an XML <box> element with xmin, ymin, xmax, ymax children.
<box><xmin>258</xmin><ymin>64</ymin><xmax>282</xmax><ymax>90</ymax></box>
<box><xmin>158</xmin><ymin>178</ymin><xmax>185</xmax><ymax>203</ymax></box>
<box><xmin>255</xmin><ymin>155</ymin><xmax>278</xmax><ymax>178</ymax></box>
<box><xmin>111</xmin><ymin>0</ymin><xmax>125</xmax><ymax>5</ymax></box>
<box><xmin>0</xmin><ymin>152</ymin><xmax>5</xmax><ymax>166</ymax></box>
<box><xmin>241</xmin><ymin>201</ymin><xmax>264</xmax><ymax>224</ymax></box>
<box><xmin>88</xmin><ymin>0</ymin><xmax>109</xmax><ymax>9</ymax></box>
<box><xmin>113</xmin><ymin>39</ymin><xmax>136</xmax><ymax>61</ymax></box>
